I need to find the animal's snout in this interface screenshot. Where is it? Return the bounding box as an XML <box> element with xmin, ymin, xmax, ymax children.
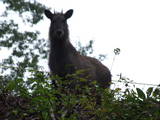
<box><xmin>56</xmin><ymin>29</ymin><xmax>64</xmax><ymax>37</ymax></box>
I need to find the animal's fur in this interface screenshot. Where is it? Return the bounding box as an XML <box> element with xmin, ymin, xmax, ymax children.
<box><xmin>45</xmin><ymin>9</ymin><xmax>111</xmax><ymax>88</ymax></box>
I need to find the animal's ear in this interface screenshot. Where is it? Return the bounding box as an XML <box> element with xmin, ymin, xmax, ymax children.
<box><xmin>44</xmin><ymin>10</ymin><xmax>53</xmax><ymax>19</ymax></box>
<box><xmin>64</xmin><ymin>9</ymin><xmax>73</xmax><ymax>19</ymax></box>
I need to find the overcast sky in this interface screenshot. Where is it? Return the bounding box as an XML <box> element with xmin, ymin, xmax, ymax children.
<box><xmin>1</xmin><ymin>0</ymin><xmax>160</xmax><ymax>86</ymax></box>
<box><xmin>37</xmin><ymin>0</ymin><xmax>160</xmax><ymax>86</ymax></box>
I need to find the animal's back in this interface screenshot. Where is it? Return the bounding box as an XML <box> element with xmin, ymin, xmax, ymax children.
<box><xmin>83</xmin><ymin>55</ymin><xmax>111</xmax><ymax>87</ymax></box>
<box><xmin>72</xmin><ymin>53</ymin><xmax>111</xmax><ymax>88</ymax></box>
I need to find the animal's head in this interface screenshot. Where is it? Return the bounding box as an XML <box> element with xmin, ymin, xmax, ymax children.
<box><xmin>45</xmin><ymin>9</ymin><xmax>73</xmax><ymax>40</ymax></box>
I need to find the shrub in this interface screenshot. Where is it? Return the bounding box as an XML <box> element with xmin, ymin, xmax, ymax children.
<box><xmin>0</xmin><ymin>69</ymin><xmax>159</xmax><ymax>120</ymax></box>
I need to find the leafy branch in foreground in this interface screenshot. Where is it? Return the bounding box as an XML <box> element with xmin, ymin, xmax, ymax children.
<box><xmin>0</xmin><ymin>69</ymin><xmax>159</xmax><ymax>120</ymax></box>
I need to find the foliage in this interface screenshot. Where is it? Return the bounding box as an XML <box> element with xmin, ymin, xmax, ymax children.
<box><xmin>0</xmin><ymin>0</ymin><xmax>47</xmax><ymax>81</ymax></box>
<box><xmin>0</xmin><ymin>69</ymin><xmax>160</xmax><ymax>120</ymax></box>
<box><xmin>77</xmin><ymin>40</ymin><xmax>107</xmax><ymax>61</ymax></box>
<box><xmin>77</xmin><ymin>40</ymin><xmax>94</xmax><ymax>56</ymax></box>
<box><xmin>0</xmin><ymin>0</ymin><xmax>160</xmax><ymax>120</ymax></box>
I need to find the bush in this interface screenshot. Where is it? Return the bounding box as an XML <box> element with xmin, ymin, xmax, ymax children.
<box><xmin>0</xmin><ymin>69</ymin><xmax>159</xmax><ymax>120</ymax></box>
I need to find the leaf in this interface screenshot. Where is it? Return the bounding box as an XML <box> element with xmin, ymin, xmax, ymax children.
<box><xmin>42</xmin><ymin>111</ymin><xmax>49</xmax><ymax>120</ymax></box>
<box><xmin>146</xmin><ymin>87</ymin><xmax>153</xmax><ymax>97</ymax></box>
<box><xmin>153</xmin><ymin>88</ymin><xmax>160</xmax><ymax>97</ymax></box>
<box><xmin>6</xmin><ymin>80</ymin><xmax>16</xmax><ymax>91</ymax></box>
<box><xmin>136</xmin><ymin>88</ymin><xmax>146</xmax><ymax>100</ymax></box>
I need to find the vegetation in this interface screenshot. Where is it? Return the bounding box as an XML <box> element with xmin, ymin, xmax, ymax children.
<box><xmin>0</xmin><ymin>68</ymin><xmax>159</xmax><ymax>120</ymax></box>
<box><xmin>0</xmin><ymin>0</ymin><xmax>160</xmax><ymax>120</ymax></box>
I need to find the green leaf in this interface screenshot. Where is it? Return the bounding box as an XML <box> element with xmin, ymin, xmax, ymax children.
<box><xmin>6</xmin><ymin>80</ymin><xmax>16</xmax><ymax>91</ymax></box>
<box><xmin>146</xmin><ymin>87</ymin><xmax>153</xmax><ymax>97</ymax></box>
<box><xmin>153</xmin><ymin>88</ymin><xmax>160</xmax><ymax>97</ymax></box>
<box><xmin>136</xmin><ymin>88</ymin><xmax>146</xmax><ymax>100</ymax></box>
<box><xmin>42</xmin><ymin>111</ymin><xmax>49</xmax><ymax>120</ymax></box>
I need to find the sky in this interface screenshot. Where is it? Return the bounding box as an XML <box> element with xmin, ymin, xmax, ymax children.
<box><xmin>37</xmin><ymin>0</ymin><xmax>160</xmax><ymax>86</ymax></box>
<box><xmin>1</xmin><ymin>0</ymin><xmax>160</xmax><ymax>87</ymax></box>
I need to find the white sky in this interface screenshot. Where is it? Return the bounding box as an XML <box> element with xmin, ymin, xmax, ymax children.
<box><xmin>1</xmin><ymin>0</ymin><xmax>160</xmax><ymax>86</ymax></box>
<box><xmin>38</xmin><ymin>0</ymin><xmax>160</xmax><ymax>86</ymax></box>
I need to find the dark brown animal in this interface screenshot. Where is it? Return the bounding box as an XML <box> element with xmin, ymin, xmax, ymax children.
<box><xmin>44</xmin><ymin>9</ymin><xmax>111</xmax><ymax>88</ymax></box>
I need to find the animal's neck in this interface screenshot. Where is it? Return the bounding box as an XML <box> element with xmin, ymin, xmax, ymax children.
<box><xmin>49</xmin><ymin>37</ymin><xmax>77</xmax><ymax>76</ymax></box>
<box><xmin>50</xmin><ymin>37</ymin><xmax>76</xmax><ymax>57</ymax></box>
